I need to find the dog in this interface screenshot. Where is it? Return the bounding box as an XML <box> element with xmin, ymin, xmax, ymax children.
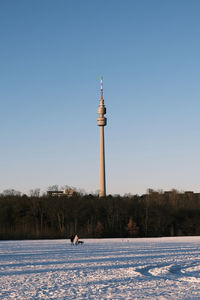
<box><xmin>78</xmin><ymin>240</ymin><xmax>84</xmax><ymax>244</ymax></box>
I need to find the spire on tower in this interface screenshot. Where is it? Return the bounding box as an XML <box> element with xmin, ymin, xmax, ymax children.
<box><xmin>100</xmin><ymin>75</ymin><xmax>103</xmax><ymax>101</ymax></box>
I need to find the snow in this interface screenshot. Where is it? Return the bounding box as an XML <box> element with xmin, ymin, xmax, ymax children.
<box><xmin>0</xmin><ymin>237</ymin><xmax>200</xmax><ymax>299</ymax></box>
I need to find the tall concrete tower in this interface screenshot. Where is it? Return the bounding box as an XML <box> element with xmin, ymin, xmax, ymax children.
<box><xmin>97</xmin><ymin>76</ymin><xmax>107</xmax><ymax>197</ymax></box>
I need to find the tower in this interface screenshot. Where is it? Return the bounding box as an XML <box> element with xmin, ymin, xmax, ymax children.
<box><xmin>97</xmin><ymin>76</ymin><xmax>107</xmax><ymax>197</ymax></box>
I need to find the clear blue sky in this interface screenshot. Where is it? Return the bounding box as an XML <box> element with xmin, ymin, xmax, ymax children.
<box><xmin>1</xmin><ymin>0</ymin><xmax>200</xmax><ymax>195</ymax></box>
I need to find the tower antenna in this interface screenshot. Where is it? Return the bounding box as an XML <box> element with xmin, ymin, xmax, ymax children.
<box><xmin>101</xmin><ymin>75</ymin><xmax>103</xmax><ymax>100</ymax></box>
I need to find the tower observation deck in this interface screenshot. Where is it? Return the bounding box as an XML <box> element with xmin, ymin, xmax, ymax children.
<box><xmin>97</xmin><ymin>76</ymin><xmax>107</xmax><ymax>197</ymax></box>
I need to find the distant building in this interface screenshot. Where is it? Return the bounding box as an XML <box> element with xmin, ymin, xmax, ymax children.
<box><xmin>47</xmin><ymin>189</ymin><xmax>75</xmax><ymax>197</ymax></box>
<box><xmin>184</xmin><ymin>191</ymin><xmax>194</xmax><ymax>195</ymax></box>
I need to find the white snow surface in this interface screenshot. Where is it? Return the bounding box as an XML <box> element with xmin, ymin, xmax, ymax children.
<box><xmin>0</xmin><ymin>237</ymin><xmax>200</xmax><ymax>299</ymax></box>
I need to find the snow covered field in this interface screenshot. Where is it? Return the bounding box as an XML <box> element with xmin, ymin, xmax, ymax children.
<box><xmin>0</xmin><ymin>237</ymin><xmax>200</xmax><ymax>299</ymax></box>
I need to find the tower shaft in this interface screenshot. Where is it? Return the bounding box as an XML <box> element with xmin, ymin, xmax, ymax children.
<box><xmin>97</xmin><ymin>76</ymin><xmax>107</xmax><ymax>197</ymax></box>
<box><xmin>99</xmin><ymin>126</ymin><xmax>106</xmax><ymax>197</ymax></box>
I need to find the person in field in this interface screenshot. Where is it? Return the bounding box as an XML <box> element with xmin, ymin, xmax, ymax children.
<box><xmin>74</xmin><ymin>234</ymin><xmax>79</xmax><ymax>245</ymax></box>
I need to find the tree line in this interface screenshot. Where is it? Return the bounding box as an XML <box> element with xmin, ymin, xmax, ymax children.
<box><xmin>0</xmin><ymin>189</ymin><xmax>200</xmax><ymax>240</ymax></box>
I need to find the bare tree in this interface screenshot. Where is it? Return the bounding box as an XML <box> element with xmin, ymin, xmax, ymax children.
<box><xmin>2</xmin><ymin>189</ymin><xmax>21</xmax><ymax>196</ymax></box>
<box><xmin>29</xmin><ymin>189</ymin><xmax>40</xmax><ymax>197</ymax></box>
<box><xmin>47</xmin><ymin>185</ymin><xmax>59</xmax><ymax>191</ymax></box>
